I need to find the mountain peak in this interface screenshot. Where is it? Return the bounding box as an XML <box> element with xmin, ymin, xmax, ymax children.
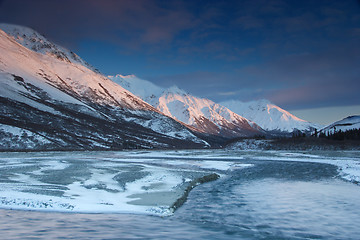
<box><xmin>321</xmin><ymin>115</ymin><xmax>360</xmax><ymax>134</ymax></box>
<box><xmin>109</xmin><ymin>74</ymin><xmax>164</xmax><ymax>103</ymax></box>
<box><xmin>0</xmin><ymin>23</ymin><xmax>97</xmax><ymax>71</ymax></box>
<box><xmin>220</xmin><ymin>99</ymin><xmax>319</xmax><ymax>132</ymax></box>
<box><xmin>165</xmin><ymin>85</ymin><xmax>188</xmax><ymax>96</ymax></box>
<box><xmin>111</xmin><ymin>75</ymin><xmax>262</xmax><ymax>138</ymax></box>
<box><xmin>111</xmin><ymin>74</ymin><xmax>137</xmax><ymax>79</ymax></box>
<box><xmin>257</xmin><ymin>98</ymin><xmax>272</xmax><ymax>105</ymax></box>
<box><xmin>333</xmin><ymin>115</ymin><xmax>360</xmax><ymax>125</ymax></box>
<box><xmin>0</xmin><ymin>24</ymin><xmax>207</xmax><ymax>150</ymax></box>
<box><xmin>344</xmin><ymin>115</ymin><xmax>360</xmax><ymax>120</ymax></box>
<box><xmin>0</xmin><ymin>23</ymin><xmax>40</xmax><ymax>37</ymax></box>
<box><xmin>0</xmin><ymin>23</ymin><xmax>57</xmax><ymax>52</ymax></box>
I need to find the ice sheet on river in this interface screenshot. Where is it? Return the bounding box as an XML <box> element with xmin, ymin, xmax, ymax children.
<box><xmin>118</xmin><ymin>149</ymin><xmax>360</xmax><ymax>184</ymax></box>
<box><xmin>0</xmin><ymin>150</ymin><xmax>359</xmax><ymax>216</ymax></box>
<box><xmin>0</xmin><ymin>151</ymin><xmax>251</xmax><ymax>215</ymax></box>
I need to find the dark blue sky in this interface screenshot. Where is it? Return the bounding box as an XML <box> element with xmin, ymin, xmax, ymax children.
<box><xmin>0</xmin><ymin>0</ymin><xmax>359</xmax><ymax>123</ymax></box>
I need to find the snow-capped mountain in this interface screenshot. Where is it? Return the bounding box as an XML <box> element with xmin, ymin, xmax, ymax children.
<box><xmin>220</xmin><ymin>99</ymin><xmax>319</xmax><ymax>132</ymax></box>
<box><xmin>110</xmin><ymin>74</ymin><xmax>163</xmax><ymax>106</ymax></box>
<box><xmin>110</xmin><ymin>74</ymin><xmax>263</xmax><ymax>138</ymax></box>
<box><xmin>0</xmin><ymin>24</ymin><xmax>207</xmax><ymax>150</ymax></box>
<box><xmin>0</xmin><ymin>23</ymin><xmax>96</xmax><ymax>72</ymax></box>
<box><xmin>320</xmin><ymin>115</ymin><xmax>360</xmax><ymax>135</ymax></box>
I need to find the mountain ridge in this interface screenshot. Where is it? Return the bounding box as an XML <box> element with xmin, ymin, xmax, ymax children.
<box><xmin>0</xmin><ymin>24</ymin><xmax>208</xmax><ymax>150</ymax></box>
<box><xmin>320</xmin><ymin>115</ymin><xmax>360</xmax><ymax>135</ymax></box>
<box><xmin>0</xmin><ymin>23</ymin><xmax>325</xmax><ymax>151</ymax></box>
<box><xmin>109</xmin><ymin>74</ymin><xmax>318</xmax><ymax>135</ymax></box>
<box><xmin>109</xmin><ymin>74</ymin><xmax>263</xmax><ymax>138</ymax></box>
<box><xmin>0</xmin><ymin>23</ymin><xmax>97</xmax><ymax>72</ymax></box>
<box><xmin>220</xmin><ymin>99</ymin><xmax>320</xmax><ymax>133</ymax></box>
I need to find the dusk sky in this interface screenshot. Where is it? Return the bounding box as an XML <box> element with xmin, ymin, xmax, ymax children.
<box><xmin>0</xmin><ymin>0</ymin><xmax>359</xmax><ymax>125</ymax></box>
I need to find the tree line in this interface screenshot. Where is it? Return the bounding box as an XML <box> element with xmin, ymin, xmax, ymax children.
<box><xmin>292</xmin><ymin>127</ymin><xmax>360</xmax><ymax>141</ymax></box>
<box><xmin>318</xmin><ymin>128</ymin><xmax>360</xmax><ymax>141</ymax></box>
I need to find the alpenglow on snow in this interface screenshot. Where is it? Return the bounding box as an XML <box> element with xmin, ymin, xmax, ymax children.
<box><xmin>0</xmin><ymin>24</ymin><xmax>208</xmax><ymax>150</ymax></box>
<box><xmin>110</xmin><ymin>74</ymin><xmax>263</xmax><ymax>138</ymax></box>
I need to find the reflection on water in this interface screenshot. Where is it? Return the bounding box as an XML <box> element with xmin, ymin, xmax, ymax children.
<box><xmin>0</xmin><ymin>209</ymin><xmax>226</xmax><ymax>240</ymax></box>
<box><xmin>238</xmin><ymin>179</ymin><xmax>360</xmax><ymax>239</ymax></box>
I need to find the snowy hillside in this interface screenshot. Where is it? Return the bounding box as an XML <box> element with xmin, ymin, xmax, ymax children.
<box><xmin>109</xmin><ymin>75</ymin><xmax>262</xmax><ymax>138</ymax></box>
<box><xmin>0</xmin><ymin>23</ymin><xmax>96</xmax><ymax>72</ymax></box>
<box><xmin>0</xmin><ymin>24</ymin><xmax>208</xmax><ymax>150</ymax></box>
<box><xmin>220</xmin><ymin>99</ymin><xmax>319</xmax><ymax>132</ymax></box>
<box><xmin>320</xmin><ymin>116</ymin><xmax>360</xmax><ymax>135</ymax></box>
<box><xmin>156</xmin><ymin>87</ymin><xmax>262</xmax><ymax>137</ymax></box>
<box><xmin>110</xmin><ymin>74</ymin><xmax>163</xmax><ymax>106</ymax></box>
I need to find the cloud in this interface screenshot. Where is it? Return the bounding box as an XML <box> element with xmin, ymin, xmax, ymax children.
<box><xmin>265</xmin><ymin>78</ymin><xmax>360</xmax><ymax>110</ymax></box>
<box><xmin>238</xmin><ymin>44</ymin><xmax>360</xmax><ymax>109</ymax></box>
<box><xmin>145</xmin><ymin>36</ymin><xmax>360</xmax><ymax>108</ymax></box>
<box><xmin>1</xmin><ymin>0</ymin><xmax>359</xmax><ymax>111</ymax></box>
<box><xmin>0</xmin><ymin>0</ymin><xmax>196</xmax><ymax>49</ymax></box>
<box><xmin>217</xmin><ymin>91</ymin><xmax>238</xmax><ymax>96</ymax></box>
<box><xmin>146</xmin><ymin>70</ymin><xmax>242</xmax><ymax>97</ymax></box>
<box><xmin>244</xmin><ymin>42</ymin><xmax>359</xmax><ymax>79</ymax></box>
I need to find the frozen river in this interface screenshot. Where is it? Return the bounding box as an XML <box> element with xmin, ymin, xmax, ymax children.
<box><xmin>0</xmin><ymin>150</ymin><xmax>360</xmax><ymax>239</ymax></box>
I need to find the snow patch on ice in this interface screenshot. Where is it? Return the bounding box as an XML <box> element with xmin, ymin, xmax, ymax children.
<box><xmin>0</xmin><ymin>150</ymin><xmax>359</xmax><ymax>217</ymax></box>
<box><xmin>249</xmin><ymin>151</ymin><xmax>360</xmax><ymax>184</ymax></box>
